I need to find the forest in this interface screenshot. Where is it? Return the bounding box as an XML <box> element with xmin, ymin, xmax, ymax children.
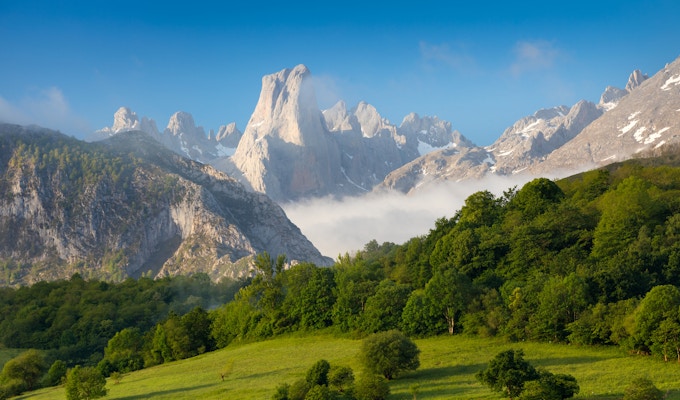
<box><xmin>4</xmin><ymin>152</ymin><xmax>680</xmax><ymax>397</ymax></box>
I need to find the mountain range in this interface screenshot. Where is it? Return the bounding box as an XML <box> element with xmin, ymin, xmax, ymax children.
<box><xmin>0</xmin><ymin>124</ymin><xmax>330</xmax><ymax>285</ymax></box>
<box><xmin>98</xmin><ymin>55</ymin><xmax>680</xmax><ymax>201</ymax></box>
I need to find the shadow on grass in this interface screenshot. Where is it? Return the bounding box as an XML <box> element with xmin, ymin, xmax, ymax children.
<box><xmin>531</xmin><ymin>355</ymin><xmax>609</xmax><ymax>368</ymax></box>
<box><xmin>115</xmin><ymin>383</ymin><xmax>216</xmax><ymax>399</ymax></box>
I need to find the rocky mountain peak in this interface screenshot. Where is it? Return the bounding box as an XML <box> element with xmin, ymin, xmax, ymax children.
<box><xmin>626</xmin><ymin>69</ymin><xmax>649</xmax><ymax>91</ymax></box>
<box><xmin>241</xmin><ymin>63</ymin><xmax>323</xmax><ymax>146</ymax></box>
<box><xmin>352</xmin><ymin>101</ymin><xmax>388</xmax><ymax>138</ymax></box>
<box><xmin>111</xmin><ymin>107</ymin><xmax>140</xmax><ymax>131</ymax></box>
<box><xmin>165</xmin><ymin>111</ymin><xmax>204</xmax><ymax>138</ymax></box>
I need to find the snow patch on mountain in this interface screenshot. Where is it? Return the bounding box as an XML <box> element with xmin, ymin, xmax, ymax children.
<box><xmin>661</xmin><ymin>74</ymin><xmax>680</xmax><ymax>91</ymax></box>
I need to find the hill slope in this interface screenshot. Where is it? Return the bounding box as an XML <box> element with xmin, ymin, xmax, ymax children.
<box><xmin>0</xmin><ymin>123</ymin><xmax>330</xmax><ymax>285</ymax></box>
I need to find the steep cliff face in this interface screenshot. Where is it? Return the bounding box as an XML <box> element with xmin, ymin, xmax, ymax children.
<box><xmin>230</xmin><ymin>65</ymin><xmax>344</xmax><ymax>201</ymax></box>
<box><xmin>0</xmin><ymin>124</ymin><xmax>330</xmax><ymax>285</ymax></box>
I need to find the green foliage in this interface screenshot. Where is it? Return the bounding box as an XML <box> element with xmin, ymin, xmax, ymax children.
<box><xmin>476</xmin><ymin>349</ymin><xmax>539</xmax><ymax>399</ymax></box>
<box><xmin>359</xmin><ymin>330</ymin><xmax>420</xmax><ymax>380</ymax></box>
<box><xmin>359</xmin><ymin>280</ymin><xmax>411</xmax><ymax>333</ymax></box>
<box><xmin>622</xmin><ymin>377</ymin><xmax>663</xmax><ymax>400</ymax></box>
<box><xmin>353</xmin><ymin>374</ymin><xmax>390</xmax><ymax>400</ymax></box>
<box><xmin>328</xmin><ymin>365</ymin><xmax>354</xmax><ymax>393</ymax></box>
<box><xmin>306</xmin><ymin>359</ymin><xmax>330</xmax><ymax>386</ymax></box>
<box><xmin>64</xmin><ymin>365</ymin><xmax>107</xmax><ymax>400</ymax></box>
<box><xmin>0</xmin><ymin>274</ymin><xmax>239</xmax><ymax>366</ymax></box>
<box><xmin>519</xmin><ymin>370</ymin><xmax>579</xmax><ymax>400</ymax></box>
<box><xmin>44</xmin><ymin>359</ymin><xmax>68</xmax><ymax>387</ymax></box>
<box><xmin>0</xmin><ymin>349</ymin><xmax>46</xmax><ymax>392</ymax></box>
<box><xmin>271</xmin><ymin>382</ymin><xmax>290</xmax><ymax>400</ymax></box>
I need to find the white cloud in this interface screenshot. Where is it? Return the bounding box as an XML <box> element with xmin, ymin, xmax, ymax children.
<box><xmin>283</xmin><ymin>174</ymin><xmax>534</xmax><ymax>258</ymax></box>
<box><xmin>0</xmin><ymin>87</ymin><xmax>91</xmax><ymax>136</ymax></box>
<box><xmin>419</xmin><ymin>41</ymin><xmax>476</xmax><ymax>72</ymax></box>
<box><xmin>510</xmin><ymin>40</ymin><xmax>561</xmax><ymax>77</ymax></box>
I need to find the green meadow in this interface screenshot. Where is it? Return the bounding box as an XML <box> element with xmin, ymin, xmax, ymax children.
<box><xmin>11</xmin><ymin>333</ymin><xmax>680</xmax><ymax>399</ymax></box>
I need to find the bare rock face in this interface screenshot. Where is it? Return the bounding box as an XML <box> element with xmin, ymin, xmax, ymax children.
<box><xmin>531</xmin><ymin>56</ymin><xmax>680</xmax><ymax>174</ymax></box>
<box><xmin>96</xmin><ymin>107</ymin><xmax>160</xmax><ymax>139</ymax></box>
<box><xmin>231</xmin><ymin>65</ymin><xmax>352</xmax><ymax>201</ymax></box>
<box><xmin>399</xmin><ymin>112</ymin><xmax>475</xmax><ymax>153</ymax></box>
<box><xmin>98</xmin><ymin>108</ymin><xmax>242</xmax><ymax>164</ymax></box>
<box><xmin>626</xmin><ymin>69</ymin><xmax>650</xmax><ymax>92</ymax></box>
<box><xmin>0</xmin><ymin>124</ymin><xmax>331</xmax><ymax>285</ymax></box>
<box><xmin>488</xmin><ymin>101</ymin><xmax>603</xmax><ymax>175</ymax></box>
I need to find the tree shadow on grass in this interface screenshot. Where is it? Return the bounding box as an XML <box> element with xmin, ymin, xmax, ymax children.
<box><xmin>530</xmin><ymin>355</ymin><xmax>609</xmax><ymax>368</ymax></box>
<box><xmin>115</xmin><ymin>383</ymin><xmax>216</xmax><ymax>399</ymax></box>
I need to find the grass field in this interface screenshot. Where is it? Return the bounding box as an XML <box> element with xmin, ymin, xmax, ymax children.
<box><xmin>12</xmin><ymin>333</ymin><xmax>680</xmax><ymax>399</ymax></box>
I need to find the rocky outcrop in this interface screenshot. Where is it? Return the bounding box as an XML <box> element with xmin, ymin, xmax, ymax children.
<box><xmin>0</xmin><ymin>123</ymin><xmax>331</xmax><ymax>286</ymax></box>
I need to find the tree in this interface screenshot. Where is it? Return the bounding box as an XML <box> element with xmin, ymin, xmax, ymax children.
<box><xmin>476</xmin><ymin>349</ymin><xmax>539</xmax><ymax>399</ymax></box>
<box><xmin>101</xmin><ymin>327</ymin><xmax>144</xmax><ymax>373</ymax></box>
<box><xmin>64</xmin><ymin>366</ymin><xmax>107</xmax><ymax>400</ymax></box>
<box><xmin>306</xmin><ymin>359</ymin><xmax>330</xmax><ymax>386</ymax></box>
<box><xmin>44</xmin><ymin>359</ymin><xmax>68</xmax><ymax>387</ymax></box>
<box><xmin>519</xmin><ymin>370</ymin><xmax>579</xmax><ymax>400</ymax></box>
<box><xmin>328</xmin><ymin>365</ymin><xmax>354</xmax><ymax>393</ymax></box>
<box><xmin>1</xmin><ymin>349</ymin><xmax>46</xmax><ymax>391</ymax></box>
<box><xmin>631</xmin><ymin>285</ymin><xmax>680</xmax><ymax>355</ymax></box>
<box><xmin>424</xmin><ymin>268</ymin><xmax>472</xmax><ymax>335</ymax></box>
<box><xmin>622</xmin><ymin>377</ymin><xmax>663</xmax><ymax>400</ymax></box>
<box><xmin>360</xmin><ymin>330</ymin><xmax>420</xmax><ymax>380</ymax></box>
<box><xmin>360</xmin><ymin>280</ymin><xmax>411</xmax><ymax>333</ymax></box>
<box><xmin>353</xmin><ymin>374</ymin><xmax>390</xmax><ymax>400</ymax></box>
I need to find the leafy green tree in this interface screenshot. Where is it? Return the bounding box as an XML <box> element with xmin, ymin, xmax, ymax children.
<box><xmin>101</xmin><ymin>327</ymin><xmax>144</xmax><ymax>373</ymax></box>
<box><xmin>181</xmin><ymin>306</ymin><xmax>213</xmax><ymax>355</ymax></box>
<box><xmin>519</xmin><ymin>370</ymin><xmax>579</xmax><ymax>400</ymax></box>
<box><xmin>508</xmin><ymin>178</ymin><xmax>565</xmax><ymax>220</ymax></box>
<box><xmin>44</xmin><ymin>359</ymin><xmax>68</xmax><ymax>387</ymax></box>
<box><xmin>424</xmin><ymin>268</ymin><xmax>472</xmax><ymax>335</ymax></box>
<box><xmin>532</xmin><ymin>274</ymin><xmax>589</xmax><ymax>341</ymax></box>
<box><xmin>353</xmin><ymin>374</ymin><xmax>390</xmax><ymax>400</ymax></box>
<box><xmin>360</xmin><ymin>330</ymin><xmax>420</xmax><ymax>380</ymax></box>
<box><xmin>0</xmin><ymin>349</ymin><xmax>46</xmax><ymax>391</ymax></box>
<box><xmin>360</xmin><ymin>280</ymin><xmax>411</xmax><ymax>333</ymax></box>
<box><xmin>630</xmin><ymin>285</ymin><xmax>680</xmax><ymax>354</ymax></box>
<box><xmin>592</xmin><ymin>176</ymin><xmax>664</xmax><ymax>259</ymax></box>
<box><xmin>328</xmin><ymin>365</ymin><xmax>354</xmax><ymax>393</ymax></box>
<box><xmin>622</xmin><ymin>377</ymin><xmax>663</xmax><ymax>400</ymax></box>
<box><xmin>476</xmin><ymin>349</ymin><xmax>539</xmax><ymax>399</ymax></box>
<box><xmin>400</xmin><ymin>289</ymin><xmax>446</xmax><ymax>336</ymax></box>
<box><xmin>287</xmin><ymin>378</ymin><xmax>311</xmax><ymax>400</ymax></box>
<box><xmin>306</xmin><ymin>359</ymin><xmax>330</xmax><ymax>386</ymax></box>
<box><xmin>271</xmin><ymin>382</ymin><xmax>290</xmax><ymax>400</ymax></box>
<box><xmin>64</xmin><ymin>366</ymin><xmax>107</xmax><ymax>400</ymax></box>
<box><xmin>304</xmin><ymin>384</ymin><xmax>333</xmax><ymax>400</ymax></box>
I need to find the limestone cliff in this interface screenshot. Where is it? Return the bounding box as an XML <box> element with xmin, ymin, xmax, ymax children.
<box><xmin>0</xmin><ymin>123</ymin><xmax>331</xmax><ymax>286</ymax></box>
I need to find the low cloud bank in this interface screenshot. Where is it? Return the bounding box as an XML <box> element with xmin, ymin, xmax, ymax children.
<box><xmin>283</xmin><ymin>175</ymin><xmax>535</xmax><ymax>259</ymax></box>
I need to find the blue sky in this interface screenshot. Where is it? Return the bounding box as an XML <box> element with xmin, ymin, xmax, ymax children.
<box><xmin>1</xmin><ymin>0</ymin><xmax>679</xmax><ymax>146</ymax></box>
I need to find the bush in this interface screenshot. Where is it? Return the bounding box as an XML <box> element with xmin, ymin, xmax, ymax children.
<box><xmin>306</xmin><ymin>359</ymin><xmax>330</xmax><ymax>386</ymax></box>
<box><xmin>476</xmin><ymin>349</ymin><xmax>539</xmax><ymax>399</ymax></box>
<box><xmin>354</xmin><ymin>374</ymin><xmax>390</xmax><ymax>400</ymax></box>
<box><xmin>622</xmin><ymin>378</ymin><xmax>663</xmax><ymax>400</ymax></box>
<box><xmin>64</xmin><ymin>366</ymin><xmax>107</xmax><ymax>400</ymax></box>
<box><xmin>360</xmin><ymin>330</ymin><xmax>420</xmax><ymax>380</ymax></box>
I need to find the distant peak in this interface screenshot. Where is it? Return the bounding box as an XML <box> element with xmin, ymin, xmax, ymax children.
<box><xmin>626</xmin><ymin>69</ymin><xmax>649</xmax><ymax>91</ymax></box>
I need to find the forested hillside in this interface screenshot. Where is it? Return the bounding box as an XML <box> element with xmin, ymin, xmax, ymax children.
<box><xmin>211</xmin><ymin>147</ymin><xmax>680</xmax><ymax>357</ymax></box>
<box><xmin>5</xmin><ymin>147</ymin><xmax>680</xmax><ymax>398</ymax></box>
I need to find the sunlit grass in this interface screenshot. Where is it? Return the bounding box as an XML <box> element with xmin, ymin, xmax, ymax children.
<box><xmin>14</xmin><ymin>333</ymin><xmax>680</xmax><ymax>399</ymax></box>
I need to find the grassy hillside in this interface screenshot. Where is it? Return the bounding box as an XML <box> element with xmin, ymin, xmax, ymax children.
<box><xmin>14</xmin><ymin>333</ymin><xmax>680</xmax><ymax>399</ymax></box>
